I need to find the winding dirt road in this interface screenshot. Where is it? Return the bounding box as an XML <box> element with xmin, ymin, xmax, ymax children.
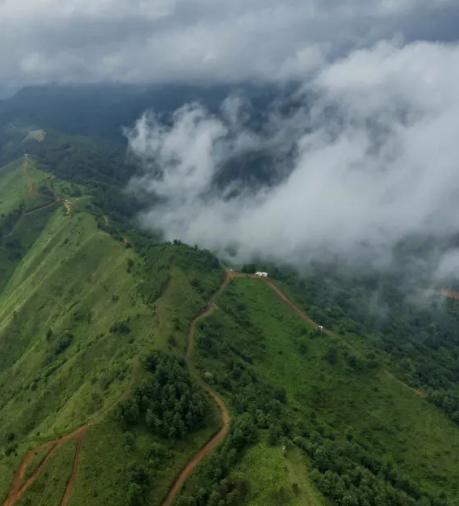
<box><xmin>2</xmin><ymin>361</ymin><xmax>137</xmax><ymax>506</ymax></box>
<box><xmin>160</xmin><ymin>272</ymin><xmax>232</xmax><ymax>506</ymax></box>
<box><xmin>262</xmin><ymin>277</ymin><xmax>424</xmax><ymax>398</ymax></box>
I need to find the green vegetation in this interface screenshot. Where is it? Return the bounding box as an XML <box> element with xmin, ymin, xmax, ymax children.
<box><xmin>262</xmin><ymin>264</ymin><xmax>459</xmax><ymax>428</ymax></box>
<box><xmin>21</xmin><ymin>446</ymin><xmax>51</xmax><ymax>485</ymax></box>
<box><xmin>0</xmin><ymin>156</ymin><xmax>224</xmax><ymax>505</ymax></box>
<box><xmin>69</xmin><ymin>405</ymin><xmax>220</xmax><ymax>506</ymax></box>
<box><xmin>119</xmin><ymin>353</ymin><xmax>210</xmax><ymax>439</ymax></box>
<box><xmin>176</xmin><ymin>414</ymin><xmax>258</xmax><ymax>506</ymax></box>
<box><xmin>234</xmin><ymin>443</ymin><xmax>324</xmax><ymax>506</ymax></box>
<box><xmin>186</xmin><ymin>277</ymin><xmax>459</xmax><ymax>506</ymax></box>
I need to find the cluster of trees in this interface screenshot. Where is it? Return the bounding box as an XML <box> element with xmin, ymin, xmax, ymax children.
<box><xmin>176</xmin><ymin>415</ymin><xmax>256</xmax><ymax>506</ymax></box>
<box><xmin>118</xmin><ymin>353</ymin><xmax>208</xmax><ymax>439</ymax></box>
<box><xmin>429</xmin><ymin>389</ymin><xmax>459</xmax><ymax>424</ymax></box>
<box><xmin>0</xmin><ymin>204</ymin><xmax>24</xmax><ymax>246</ymax></box>
<box><xmin>110</xmin><ymin>320</ymin><xmax>131</xmax><ymax>335</ymax></box>
<box><xmin>31</xmin><ymin>133</ymin><xmax>133</xmax><ymax>187</ymax></box>
<box><xmin>197</xmin><ymin>317</ymin><xmax>286</xmax><ymax>424</ymax></box>
<box><xmin>125</xmin><ymin>463</ymin><xmax>150</xmax><ymax>506</ymax></box>
<box><xmin>294</xmin><ymin>430</ymin><xmax>449</xmax><ymax>506</ymax></box>
<box><xmin>54</xmin><ymin>331</ymin><xmax>74</xmax><ymax>355</ymax></box>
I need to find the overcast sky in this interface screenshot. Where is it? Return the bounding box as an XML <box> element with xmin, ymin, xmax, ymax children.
<box><xmin>3</xmin><ymin>0</ymin><xmax>459</xmax><ymax>281</ymax></box>
<box><xmin>1</xmin><ymin>0</ymin><xmax>459</xmax><ymax>86</ymax></box>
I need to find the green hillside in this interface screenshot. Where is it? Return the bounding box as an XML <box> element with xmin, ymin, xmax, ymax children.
<box><xmin>177</xmin><ymin>277</ymin><xmax>459</xmax><ymax>506</ymax></box>
<box><xmin>0</xmin><ymin>158</ymin><xmax>224</xmax><ymax>505</ymax></box>
<box><xmin>2</xmin><ymin>153</ymin><xmax>459</xmax><ymax>506</ymax></box>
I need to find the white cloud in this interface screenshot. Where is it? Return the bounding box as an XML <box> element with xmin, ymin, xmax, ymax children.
<box><xmin>127</xmin><ymin>40</ymin><xmax>459</xmax><ymax>274</ymax></box>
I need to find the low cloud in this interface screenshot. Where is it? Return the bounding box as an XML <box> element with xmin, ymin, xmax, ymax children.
<box><xmin>127</xmin><ymin>40</ymin><xmax>459</xmax><ymax>281</ymax></box>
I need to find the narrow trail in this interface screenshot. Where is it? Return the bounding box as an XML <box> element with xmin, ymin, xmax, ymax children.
<box><xmin>23</xmin><ymin>201</ymin><xmax>57</xmax><ymax>216</ymax></box>
<box><xmin>2</xmin><ymin>360</ymin><xmax>137</xmax><ymax>506</ymax></box>
<box><xmin>2</xmin><ymin>426</ymin><xmax>87</xmax><ymax>506</ymax></box>
<box><xmin>261</xmin><ymin>277</ymin><xmax>424</xmax><ymax>398</ymax></box>
<box><xmin>59</xmin><ymin>428</ymin><xmax>87</xmax><ymax>506</ymax></box>
<box><xmin>264</xmin><ymin>277</ymin><xmax>362</xmax><ymax>356</ymax></box>
<box><xmin>160</xmin><ymin>272</ymin><xmax>233</xmax><ymax>506</ymax></box>
<box><xmin>22</xmin><ymin>159</ymin><xmax>37</xmax><ymax>197</ymax></box>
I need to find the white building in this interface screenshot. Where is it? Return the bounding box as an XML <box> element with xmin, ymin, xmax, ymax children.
<box><xmin>255</xmin><ymin>272</ymin><xmax>268</xmax><ymax>278</ymax></box>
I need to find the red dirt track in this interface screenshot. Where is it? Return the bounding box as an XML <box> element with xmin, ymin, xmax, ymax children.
<box><xmin>160</xmin><ymin>271</ymin><xmax>232</xmax><ymax>506</ymax></box>
<box><xmin>2</xmin><ymin>425</ymin><xmax>89</xmax><ymax>506</ymax></box>
<box><xmin>2</xmin><ymin>362</ymin><xmax>136</xmax><ymax>506</ymax></box>
<box><xmin>59</xmin><ymin>427</ymin><xmax>88</xmax><ymax>506</ymax></box>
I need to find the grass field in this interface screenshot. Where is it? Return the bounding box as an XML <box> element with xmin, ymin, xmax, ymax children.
<box><xmin>234</xmin><ymin>442</ymin><xmax>325</xmax><ymax>506</ymax></box>
<box><xmin>192</xmin><ymin>277</ymin><xmax>459</xmax><ymax>503</ymax></box>
<box><xmin>0</xmin><ymin>158</ymin><xmax>224</xmax><ymax>505</ymax></box>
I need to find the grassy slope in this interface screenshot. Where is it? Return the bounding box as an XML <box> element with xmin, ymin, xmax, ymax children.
<box><xmin>69</xmin><ymin>409</ymin><xmax>220</xmax><ymax>506</ymax></box>
<box><xmin>0</xmin><ymin>210</ymin><xmax>143</xmax><ymax>441</ymax></box>
<box><xmin>194</xmin><ymin>277</ymin><xmax>459</xmax><ymax>502</ymax></box>
<box><xmin>69</xmin><ymin>253</ymin><xmax>225</xmax><ymax>506</ymax></box>
<box><xmin>236</xmin><ymin>443</ymin><xmax>324</xmax><ymax>506</ymax></box>
<box><xmin>0</xmin><ymin>159</ymin><xmax>224</xmax><ymax>505</ymax></box>
<box><xmin>0</xmin><ymin>156</ymin><xmax>58</xmax><ymax>292</ymax></box>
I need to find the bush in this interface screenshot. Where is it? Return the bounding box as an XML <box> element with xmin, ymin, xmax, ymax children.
<box><xmin>55</xmin><ymin>332</ymin><xmax>74</xmax><ymax>355</ymax></box>
<box><xmin>110</xmin><ymin>321</ymin><xmax>131</xmax><ymax>334</ymax></box>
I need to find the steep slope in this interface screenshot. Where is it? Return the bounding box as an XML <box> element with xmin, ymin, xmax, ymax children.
<box><xmin>182</xmin><ymin>276</ymin><xmax>459</xmax><ymax>505</ymax></box>
<box><xmin>0</xmin><ymin>158</ymin><xmax>226</xmax><ymax>505</ymax></box>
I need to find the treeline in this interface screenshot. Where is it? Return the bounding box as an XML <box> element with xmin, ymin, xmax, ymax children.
<box><xmin>118</xmin><ymin>352</ymin><xmax>208</xmax><ymax>439</ymax></box>
<box><xmin>0</xmin><ymin>204</ymin><xmax>24</xmax><ymax>248</ymax></box>
<box><xmin>295</xmin><ymin>431</ymin><xmax>447</xmax><ymax>506</ymax></box>
<box><xmin>20</xmin><ymin>130</ymin><xmax>146</xmax><ymax>237</ymax></box>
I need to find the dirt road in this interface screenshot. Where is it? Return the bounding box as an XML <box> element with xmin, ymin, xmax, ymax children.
<box><xmin>262</xmin><ymin>277</ymin><xmax>424</xmax><ymax>398</ymax></box>
<box><xmin>2</xmin><ymin>425</ymin><xmax>89</xmax><ymax>506</ymax></box>
<box><xmin>160</xmin><ymin>272</ymin><xmax>232</xmax><ymax>506</ymax></box>
<box><xmin>59</xmin><ymin>428</ymin><xmax>87</xmax><ymax>506</ymax></box>
<box><xmin>2</xmin><ymin>361</ymin><xmax>137</xmax><ymax>506</ymax></box>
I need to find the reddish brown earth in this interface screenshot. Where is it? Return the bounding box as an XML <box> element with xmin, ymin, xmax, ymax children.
<box><xmin>2</xmin><ymin>426</ymin><xmax>89</xmax><ymax>506</ymax></box>
<box><xmin>439</xmin><ymin>289</ymin><xmax>459</xmax><ymax>299</ymax></box>
<box><xmin>59</xmin><ymin>427</ymin><xmax>88</xmax><ymax>506</ymax></box>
